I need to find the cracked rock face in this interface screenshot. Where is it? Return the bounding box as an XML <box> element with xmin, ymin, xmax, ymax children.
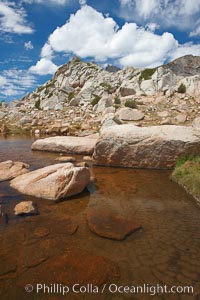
<box><xmin>10</xmin><ymin>163</ymin><xmax>90</xmax><ymax>201</ymax></box>
<box><xmin>93</xmin><ymin>125</ymin><xmax>200</xmax><ymax>169</ymax></box>
<box><xmin>0</xmin><ymin>160</ymin><xmax>29</xmax><ymax>182</ymax></box>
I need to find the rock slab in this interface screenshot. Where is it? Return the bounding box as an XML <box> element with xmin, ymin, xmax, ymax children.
<box><xmin>31</xmin><ymin>136</ymin><xmax>97</xmax><ymax>155</ymax></box>
<box><xmin>116</xmin><ymin>108</ymin><xmax>144</xmax><ymax>121</ymax></box>
<box><xmin>87</xmin><ymin>210</ymin><xmax>142</xmax><ymax>240</ymax></box>
<box><xmin>10</xmin><ymin>163</ymin><xmax>90</xmax><ymax>201</ymax></box>
<box><xmin>0</xmin><ymin>160</ymin><xmax>29</xmax><ymax>182</ymax></box>
<box><xmin>17</xmin><ymin>248</ymin><xmax>119</xmax><ymax>288</ymax></box>
<box><xmin>93</xmin><ymin>125</ymin><xmax>200</xmax><ymax>169</ymax></box>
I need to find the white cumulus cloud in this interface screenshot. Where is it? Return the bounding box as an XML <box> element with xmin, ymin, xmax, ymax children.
<box><xmin>30</xmin><ymin>5</ymin><xmax>200</xmax><ymax>71</ymax></box>
<box><xmin>48</xmin><ymin>5</ymin><xmax>118</xmax><ymax>61</ymax></box>
<box><xmin>169</xmin><ymin>43</ymin><xmax>200</xmax><ymax>61</ymax></box>
<box><xmin>79</xmin><ymin>0</ymin><xmax>87</xmax><ymax>6</ymax></box>
<box><xmin>29</xmin><ymin>58</ymin><xmax>58</xmax><ymax>75</ymax></box>
<box><xmin>0</xmin><ymin>69</ymin><xmax>37</xmax><ymax>97</ymax></box>
<box><xmin>0</xmin><ymin>75</ymin><xmax>6</xmax><ymax>86</ymax></box>
<box><xmin>24</xmin><ymin>40</ymin><xmax>34</xmax><ymax>50</ymax></box>
<box><xmin>0</xmin><ymin>1</ymin><xmax>33</xmax><ymax>34</ymax></box>
<box><xmin>119</xmin><ymin>0</ymin><xmax>200</xmax><ymax>32</ymax></box>
<box><xmin>41</xmin><ymin>43</ymin><xmax>54</xmax><ymax>59</ymax></box>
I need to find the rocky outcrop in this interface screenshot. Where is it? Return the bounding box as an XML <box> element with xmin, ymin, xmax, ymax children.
<box><xmin>0</xmin><ymin>160</ymin><xmax>29</xmax><ymax>182</ymax></box>
<box><xmin>10</xmin><ymin>163</ymin><xmax>90</xmax><ymax>201</ymax></box>
<box><xmin>31</xmin><ymin>136</ymin><xmax>98</xmax><ymax>155</ymax></box>
<box><xmin>93</xmin><ymin>125</ymin><xmax>200</xmax><ymax>169</ymax></box>
<box><xmin>0</xmin><ymin>55</ymin><xmax>200</xmax><ymax>135</ymax></box>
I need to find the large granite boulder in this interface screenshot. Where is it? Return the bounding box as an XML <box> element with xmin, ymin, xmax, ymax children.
<box><xmin>31</xmin><ymin>136</ymin><xmax>98</xmax><ymax>155</ymax></box>
<box><xmin>10</xmin><ymin>163</ymin><xmax>90</xmax><ymax>201</ymax></box>
<box><xmin>93</xmin><ymin>125</ymin><xmax>200</xmax><ymax>169</ymax></box>
<box><xmin>0</xmin><ymin>160</ymin><xmax>29</xmax><ymax>182</ymax></box>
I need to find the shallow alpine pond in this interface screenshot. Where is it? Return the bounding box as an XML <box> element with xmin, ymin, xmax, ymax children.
<box><xmin>0</xmin><ymin>135</ymin><xmax>200</xmax><ymax>300</ymax></box>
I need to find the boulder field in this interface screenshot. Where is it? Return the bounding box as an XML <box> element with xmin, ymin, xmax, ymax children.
<box><xmin>93</xmin><ymin>125</ymin><xmax>200</xmax><ymax>169</ymax></box>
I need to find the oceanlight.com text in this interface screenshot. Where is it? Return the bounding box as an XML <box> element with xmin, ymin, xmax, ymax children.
<box><xmin>24</xmin><ymin>283</ymin><xmax>194</xmax><ymax>296</ymax></box>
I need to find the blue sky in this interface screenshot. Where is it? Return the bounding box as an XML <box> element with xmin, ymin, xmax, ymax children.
<box><xmin>0</xmin><ymin>0</ymin><xmax>200</xmax><ymax>102</ymax></box>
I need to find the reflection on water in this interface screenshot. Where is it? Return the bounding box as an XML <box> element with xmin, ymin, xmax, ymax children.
<box><xmin>0</xmin><ymin>135</ymin><xmax>200</xmax><ymax>300</ymax></box>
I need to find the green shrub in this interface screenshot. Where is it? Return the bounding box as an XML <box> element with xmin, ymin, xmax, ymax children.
<box><xmin>91</xmin><ymin>95</ymin><xmax>101</xmax><ymax>106</ymax></box>
<box><xmin>72</xmin><ymin>56</ymin><xmax>81</xmax><ymax>63</ymax></box>
<box><xmin>177</xmin><ymin>83</ymin><xmax>186</xmax><ymax>94</ymax></box>
<box><xmin>139</xmin><ymin>68</ymin><xmax>157</xmax><ymax>81</ymax></box>
<box><xmin>35</xmin><ymin>99</ymin><xmax>41</xmax><ymax>109</ymax></box>
<box><xmin>100</xmin><ymin>82</ymin><xmax>112</xmax><ymax>93</ymax></box>
<box><xmin>175</xmin><ymin>155</ymin><xmax>197</xmax><ymax>168</ymax></box>
<box><xmin>172</xmin><ymin>155</ymin><xmax>200</xmax><ymax>200</ymax></box>
<box><xmin>37</xmin><ymin>86</ymin><xmax>45</xmax><ymax>93</ymax></box>
<box><xmin>125</xmin><ymin>99</ymin><xmax>137</xmax><ymax>109</ymax></box>
<box><xmin>68</xmin><ymin>92</ymin><xmax>75</xmax><ymax>101</ymax></box>
<box><xmin>114</xmin><ymin>96</ymin><xmax>121</xmax><ymax>104</ymax></box>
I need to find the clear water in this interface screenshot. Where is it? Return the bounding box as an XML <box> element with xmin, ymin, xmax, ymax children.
<box><xmin>0</xmin><ymin>136</ymin><xmax>200</xmax><ymax>300</ymax></box>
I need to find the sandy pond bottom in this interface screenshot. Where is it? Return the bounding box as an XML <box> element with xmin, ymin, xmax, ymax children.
<box><xmin>0</xmin><ymin>136</ymin><xmax>200</xmax><ymax>300</ymax></box>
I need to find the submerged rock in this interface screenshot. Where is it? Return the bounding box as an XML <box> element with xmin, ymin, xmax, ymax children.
<box><xmin>55</xmin><ymin>156</ymin><xmax>76</xmax><ymax>162</ymax></box>
<box><xmin>86</xmin><ymin>210</ymin><xmax>142</xmax><ymax>240</ymax></box>
<box><xmin>10</xmin><ymin>163</ymin><xmax>90</xmax><ymax>201</ymax></box>
<box><xmin>0</xmin><ymin>160</ymin><xmax>29</xmax><ymax>182</ymax></box>
<box><xmin>93</xmin><ymin>125</ymin><xmax>200</xmax><ymax>169</ymax></box>
<box><xmin>14</xmin><ymin>201</ymin><xmax>38</xmax><ymax>216</ymax></box>
<box><xmin>17</xmin><ymin>248</ymin><xmax>120</xmax><ymax>287</ymax></box>
<box><xmin>31</xmin><ymin>136</ymin><xmax>97</xmax><ymax>155</ymax></box>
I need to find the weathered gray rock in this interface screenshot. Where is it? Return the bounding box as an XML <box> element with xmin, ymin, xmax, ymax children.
<box><xmin>69</xmin><ymin>98</ymin><xmax>80</xmax><ymax>106</ymax></box>
<box><xmin>94</xmin><ymin>96</ymin><xmax>113</xmax><ymax>113</ymax></box>
<box><xmin>0</xmin><ymin>160</ymin><xmax>29</xmax><ymax>182</ymax></box>
<box><xmin>192</xmin><ymin>117</ymin><xmax>200</xmax><ymax>128</ymax></box>
<box><xmin>175</xmin><ymin>113</ymin><xmax>187</xmax><ymax>123</ymax></box>
<box><xmin>93</xmin><ymin>125</ymin><xmax>200</xmax><ymax>169</ymax></box>
<box><xmin>116</xmin><ymin>108</ymin><xmax>144</xmax><ymax>121</ymax></box>
<box><xmin>140</xmin><ymin>79</ymin><xmax>155</xmax><ymax>95</ymax></box>
<box><xmin>18</xmin><ymin>116</ymin><xmax>32</xmax><ymax>126</ymax></box>
<box><xmin>10</xmin><ymin>163</ymin><xmax>90</xmax><ymax>201</ymax></box>
<box><xmin>55</xmin><ymin>103</ymin><xmax>63</xmax><ymax>111</ymax></box>
<box><xmin>120</xmin><ymin>86</ymin><xmax>136</xmax><ymax>97</ymax></box>
<box><xmin>32</xmin><ymin>136</ymin><xmax>97</xmax><ymax>155</ymax></box>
